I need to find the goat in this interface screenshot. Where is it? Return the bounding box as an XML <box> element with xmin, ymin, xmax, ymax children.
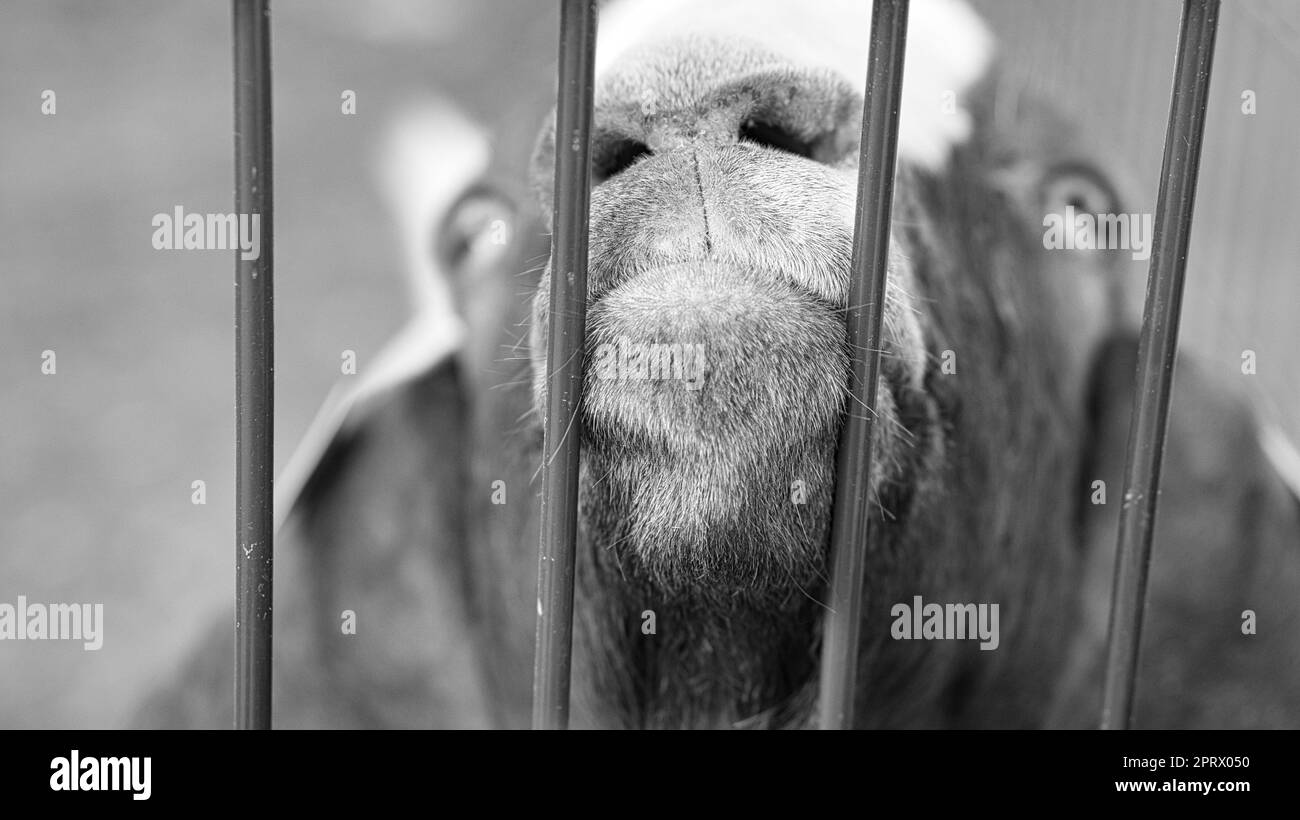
<box><xmin>137</xmin><ymin>0</ymin><xmax>1300</xmax><ymax>729</ymax></box>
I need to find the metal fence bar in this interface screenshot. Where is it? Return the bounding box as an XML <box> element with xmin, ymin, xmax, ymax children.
<box><xmin>232</xmin><ymin>0</ymin><xmax>275</xmax><ymax>731</ymax></box>
<box><xmin>532</xmin><ymin>0</ymin><xmax>598</xmax><ymax>731</ymax></box>
<box><xmin>1101</xmin><ymin>0</ymin><xmax>1220</xmax><ymax>731</ymax></box>
<box><xmin>818</xmin><ymin>0</ymin><xmax>910</xmax><ymax>731</ymax></box>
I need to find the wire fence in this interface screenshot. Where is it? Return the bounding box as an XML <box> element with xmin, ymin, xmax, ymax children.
<box><xmin>229</xmin><ymin>0</ymin><xmax>1220</xmax><ymax>730</ymax></box>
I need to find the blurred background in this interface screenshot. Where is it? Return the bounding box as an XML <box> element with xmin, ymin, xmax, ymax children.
<box><xmin>0</xmin><ymin>0</ymin><xmax>1294</xmax><ymax>728</ymax></box>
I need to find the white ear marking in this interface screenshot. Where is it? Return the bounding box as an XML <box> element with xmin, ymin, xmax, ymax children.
<box><xmin>1261</xmin><ymin>425</ymin><xmax>1300</xmax><ymax>505</ymax></box>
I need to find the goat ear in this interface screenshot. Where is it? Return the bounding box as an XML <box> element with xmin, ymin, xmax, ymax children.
<box><xmin>134</xmin><ymin>353</ymin><xmax>491</xmax><ymax>729</ymax></box>
<box><xmin>1072</xmin><ymin>335</ymin><xmax>1300</xmax><ymax>727</ymax></box>
<box><xmin>259</xmin><ymin>104</ymin><xmax>513</xmax><ymax>727</ymax></box>
<box><xmin>268</xmin><ymin>359</ymin><xmax>492</xmax><ymax>728</ymax></box>
<box><xmin>134</xmin><ymin>102</ymin><xmax>505</xmax><ymax>728</ymax></box>
<box><xmin>264</xmin><ymin>107</ymin><xmax>545</xmax><ymax>728</ymax></box>
<box><xmin>273</xmin><ymin>99</ymin><xmax>506</xmax><ymax>534</ymax></box>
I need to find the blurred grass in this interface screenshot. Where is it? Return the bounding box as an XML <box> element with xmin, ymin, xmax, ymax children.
<box><xmin>0</xmin><ymin>0</ymin><xmax>1294</xmax><ymax>728</ymax></box>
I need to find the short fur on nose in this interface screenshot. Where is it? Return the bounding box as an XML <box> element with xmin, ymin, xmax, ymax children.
<box><xmin>586</xmin><ymin>142</ymin><xmax>858</xmax><ymax>307</ymax></box>
<box><xmin>585</xmin><ymin>148</ymin><xmax>714</xmax><ymax>299</ymax></box>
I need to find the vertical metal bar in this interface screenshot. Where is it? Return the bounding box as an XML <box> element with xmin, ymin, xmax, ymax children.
<box><xmin>532</xmin><ymin>0</ymin><xmax>598</xmax><ymax>731</ymax></box>
<box><xmin>1101</xmin><ymin>0</ymin><xmax>1219</xmax><ymax>731</ymax></box>
<box><xmin>232</xmin><ymin>0</ymin><xmax>274</xmax><ymax>731</ymax></box>
<box><xmin>818</xmin><ymin>0</ymin><xmax>910</xmax><ymax>730</ymax></box>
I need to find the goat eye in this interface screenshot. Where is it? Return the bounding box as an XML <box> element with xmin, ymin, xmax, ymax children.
<box><xmin>739</xmin><ymin>120</ymin><xmax>816</xmax><ymax>159</ymax></box>
<box><xmin>434</xmin><ymin>187</ymin><xmax>515</xmax><ymax>273</ymax></box>
<box><xmin>1039</xmin><ymin>164</ymin><xmax>1119</xmax><ymax>216</ymax></box>
<box><xmin>593</xmin><ymin>138</ymin><xmax>651</xmax><ymax>183</ymax></box>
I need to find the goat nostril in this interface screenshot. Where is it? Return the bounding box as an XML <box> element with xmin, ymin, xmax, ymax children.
<box><xmin>593</xmin><ymin>138</ymin><xmax>652</xmax><ymax>183</ymax></box>
<box><xmin>738</xmin><ymin>119</ymin><xmax>815</xmax><ymax>159</ymax></box>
